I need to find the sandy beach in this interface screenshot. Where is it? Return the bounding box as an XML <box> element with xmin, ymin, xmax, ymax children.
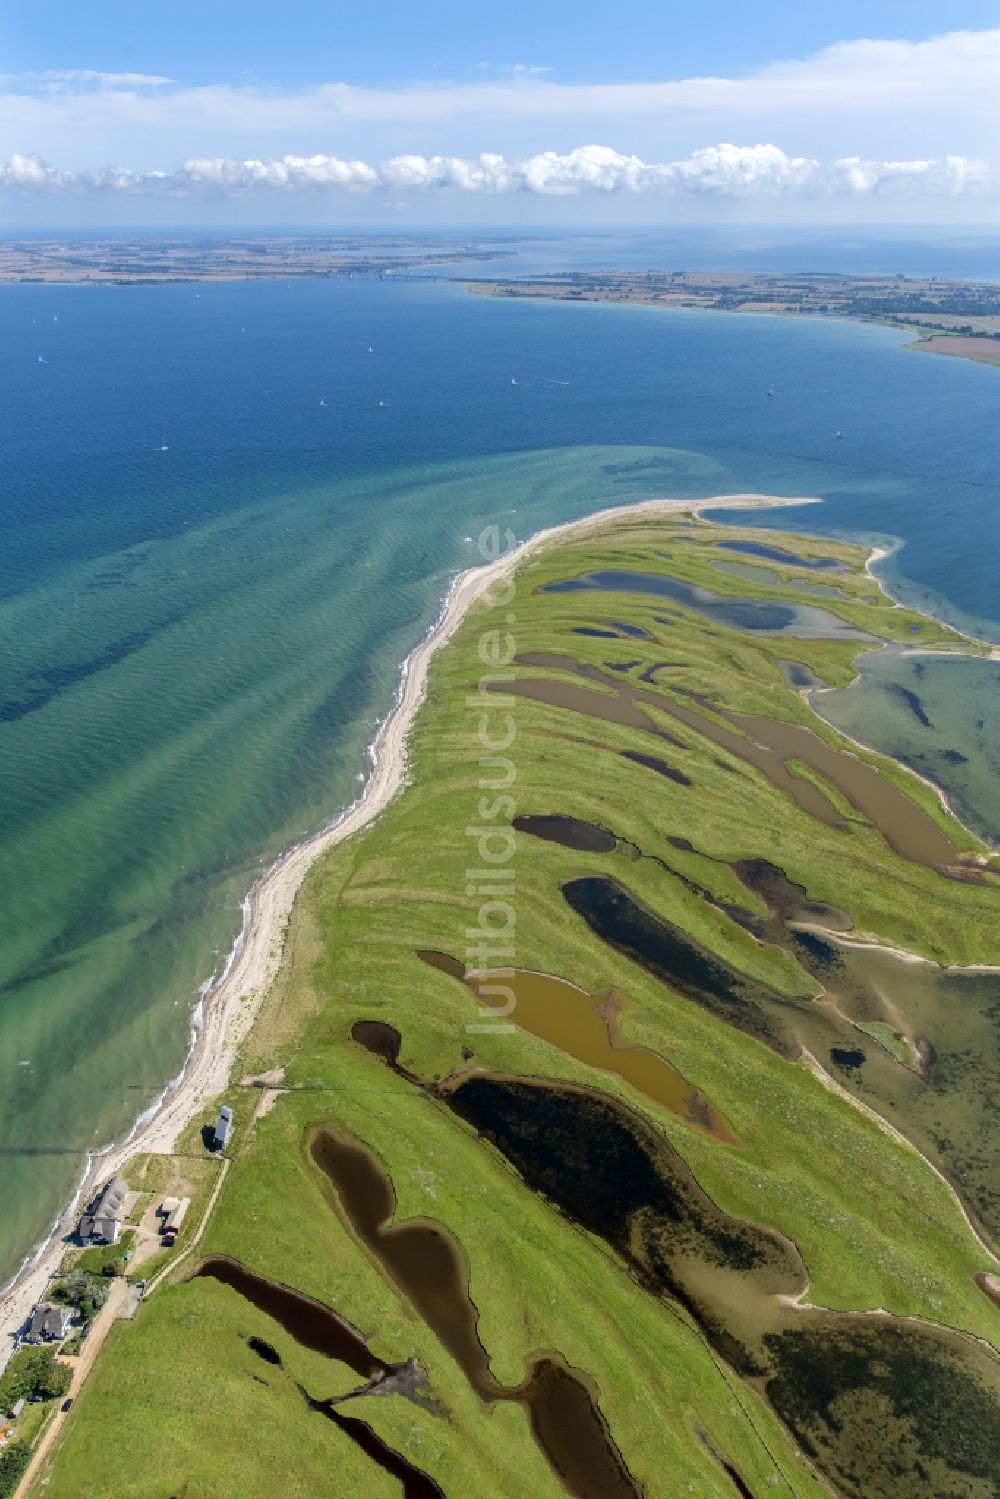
<box><xmin>863</xmin><ymin>543</ymin><xmax>1000</xmax><ymax>659</ymax></box>
<box><xmin>0</xmin><ymin>490</ymin><xmax>818</xmax><ymax>1362</ymax></box>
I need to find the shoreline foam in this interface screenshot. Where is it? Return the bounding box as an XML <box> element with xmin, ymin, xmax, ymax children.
<box><xmin>6</xmin><ymin>486</ymin><xmax>998</xmax><ymax>1365</ymax></box>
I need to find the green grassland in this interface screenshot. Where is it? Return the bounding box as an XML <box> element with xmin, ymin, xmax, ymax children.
<box><xmin>36</xmin><ymin>514</ymin><xmax>1000</xmax><ymax>1498</ymax></box>
<box><xmin>72</xmin><ymin>1232</ymin><xmax>136</xmax><ymax>1277</ymax></box>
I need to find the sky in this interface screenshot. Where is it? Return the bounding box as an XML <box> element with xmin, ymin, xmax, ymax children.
<box><xmin>2</xmin><ymin>1</ymin><xmax>1000</xmax><ymax>228</ymax></box>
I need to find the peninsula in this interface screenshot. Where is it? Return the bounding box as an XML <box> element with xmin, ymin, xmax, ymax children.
<box><xmin>6</xmin><ymin>232</ymin><xmax>1000</xmax><ymax>376</ymax></box>
<box><xmin>7</xmin><ymin>501</ymin><xmax>1000</xmax><ymax>1499</ymax></box>
<box><xmin>467</xmin><ymin>269</ymin><xmax>1000</xmax><ymax>366</ymax></box>
<box><xmin>0</xmin><ymin>235</ymin><xmax>512</xmax><ymax>285</ymax></box>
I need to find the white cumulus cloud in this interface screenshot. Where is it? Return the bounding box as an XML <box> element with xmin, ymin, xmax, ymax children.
<box><xmin>2</xmin><ymin>28</ymin><xmax>999</xmax><ymax>175</ymax></box>
<box><xmin>0</xmin><ymin>144</ymin><xmax>993</xmax><ymax>199</ymax></box>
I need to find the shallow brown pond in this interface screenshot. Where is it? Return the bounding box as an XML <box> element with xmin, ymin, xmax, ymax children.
<box><xmin>502</xmin><ymin>655</ymin><xmax>855</xmax><ymax>834</ymax></box>
<box><xmin>350</xmin><ymin>1025</ymin><xmax>1000</xmax><ymax>1496</ymax></box>
<box><xmin>502</xmin><ymin>654</ymin><xmax>966</xmax><ymax>870</ymax></box>
<box><xmin>310</xmin><ymin>1127</ymin><xmax>640</xmax><ymax>1499</ymax></box>
<box><xmin>304</xmin><ymin>1397</ymin><xmax>445</xmax><ymax>1499</ymax></box>
<box><xmin>194</xmin><ymin>1254</ymin><xmax>385</xmax><ymax>1379</ymax></box>
<box><xmin>197</xmin><ymin>1257</ymin><xmax>443</xmax><ymax>1497</ymax></box>
<box><xmin>513</xmin><ymin>813</ymin><xmax>617</xmax><ymax>853</ymax></box>
<box><xmin>562</xmin><ymin>861</ymin><xmax>1000</xmax><ymax>1245</ymax></box>
<box><xmin>561</xmin><ymin>875</ymin><xmax>792</xmax><ymax>1054</ymax></box>
<box><xmin>723</xmin><ymin>707</ymin><xmax>962</xmax><ymax>867</ymax></box>
<box><xmin>620</xmin><ymin>748</ymin><xmax>693</xmax><ymax>785</ymax></box>
<box><xmin>442</xmin><ymin>1072</ymin><xmax>1000</xmax><ymax>1499</ymax></box>
<box><xmin>417</xmin><ymin>949</ymin><xmax>736</xmax><ymax>1142</ymax></box>
<box><xmin>350</xmin><ymin>1019</ymin><xmax>403</xmax><ymax>1067</ymax></box>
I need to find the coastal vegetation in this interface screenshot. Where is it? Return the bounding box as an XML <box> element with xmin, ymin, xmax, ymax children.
<box><xmin>8</xmin><ymin>243</ymin><xmax>1000</xmax><ymax>368</ymax></box>
<box><xmin>72</xmin><ymin>1237</ymin><xmax>133</xmax><ymax>1279</ymax></box>
<box><xmin>49</xmin><ymin>1271</ymin><xmax>110</xmax><ymax>1323</ymax></box>
<box><xmin>470</xmin><ymin>269</ymin><xmax>1000</xmax><ymax>366</ymax></box>
<box><xmin>31</xmin><ymin>512</ymin><xmax>1000</xmax><ymax>1497</ymax></box>
<box><xmin>0</xmin><ymin>1443</ymin><xmax>30</xmax><ymax>1499</ymax></box>
<box><xmin>0</xmin><ymin>1347</ymin><xmax>71</xmax><ymax>1410</ymax></box>
<box><xmin>0</xmin><ymin>234</ymin><xmax>512</xmax><ymax>285</ymax></box>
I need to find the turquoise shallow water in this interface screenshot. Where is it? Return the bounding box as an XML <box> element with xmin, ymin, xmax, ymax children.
<box><xmin>2</xmin><ymin>272</ymin><xmax>1000</xmax><ymax>1287</ymax></box>
<box><xmin>813</xmin><ymin>650</ymin><xmax>1000</xmax><ymax>847</ymax></box>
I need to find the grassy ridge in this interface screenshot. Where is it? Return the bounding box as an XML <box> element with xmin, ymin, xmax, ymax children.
<box><xmin>38</xmin><ymin>515</ymin><xmax>999</xmax><ymax>1498</ymax></box>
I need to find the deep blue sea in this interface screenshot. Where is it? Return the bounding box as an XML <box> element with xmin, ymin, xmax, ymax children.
<box><xmin>1</xmin><ymin>251</ymin><xmax>999</xmax><ymax>1288</ymax></box>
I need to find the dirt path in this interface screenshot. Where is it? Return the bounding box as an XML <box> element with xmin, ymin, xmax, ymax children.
<box><xmin>18</xmin><ymin>1156</ymin><xmax>230</xmax><ymax>1496</ymax></box>
<box><xmin>0</xmin><ymin>491</ymin><xmax>812</xmax><ymax>1367</ymax></box>
<box><xmin>142</xmin><ymin>1157</ymin><xmax>230</xmax><ymax>1300</ymax></box>
<box><xmin>15</xmin><ymin>1279</ymin><xmax>129</xmax><ymax>1498</ymax></box>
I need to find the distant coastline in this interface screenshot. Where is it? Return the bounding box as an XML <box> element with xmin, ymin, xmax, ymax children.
<box><xmin>0</xmin><ymin>234</ymin><xmax>511</xmax><ymax>285</ymax></box>
<box><xmin>6</xmin><ymin>237</ymin><xmax>1000</xmax><ymax>379</ymax></box>
<box><xmin>463</xmin><ymin>269</ymin><xmax>1000</xmax><ymax>369</ymax></box>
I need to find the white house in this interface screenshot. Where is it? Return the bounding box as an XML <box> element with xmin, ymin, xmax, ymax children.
<box><xmin>78</xmin><ymin>1175</ymin><xmax>129</xmax><ymax>1244</ymax></box>
<box><xmin>26</xmin><ymin>1303</ymin><xmax>72</xmax><ymax>1343</ymax></box>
